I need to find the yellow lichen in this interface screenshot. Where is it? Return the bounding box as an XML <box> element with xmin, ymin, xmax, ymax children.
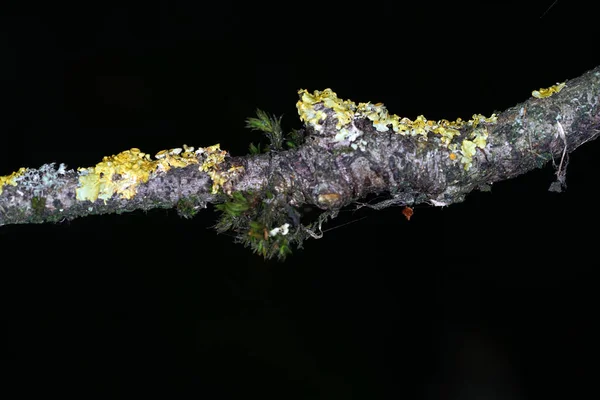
<box><xmin>471</xmin><ymin>127</ymin><xmax>489</xmax><ymax>149</ymax></box>
<box><xmin>199</xmin><ymin>144</ymin><xmax>227</xmax><ymax>172</ymax></box>
<box><xmin>296</xmin><ymin>88</ymin><xmax>497</xmax><ymax>170</ymax></box>
<box><xmin>199</xmin><ymin>144</ymin><xmax>229</xmax><ymax>194</ymax></box>
<box><xmin>0</xmin><ymin>167</ymin><xmax>27</xmax><ymax>195</ymax></box>
<box><xmin>75</xmin><ymin>144</ymin><xmax>201</xmax><ymax>202</ymax></box>
<box><xmin>469</xmin><ymin>113</ymin><xmax>498</xmax><ymax>127</ymax></box>
<box><xmin>532</xmin><ymin>82</ymin><xmax>566</xmax><ymax>98</ymax></box>
<box><xmin>3</xmin><ymin>142</ymin><xmax>235</xmax><ymax>202</ymax></box>
<box><xmin>432</xmin><ymin>124</ymin><xmax>462</xmax><ymax>146</ymax></box>
<box><xmin>297</xmin><ymin>88</ymin><xmax>355</xmax><ymax>130</ymax></box>
<box><xmin>76</xmin><ymin>148</ymin><xmax>157</xmax><ymax>201</ymax></box>
<box><xmin>451</xmin><ymin>125</ymin><xmax>490</xmax><ymax>169</ymax></box>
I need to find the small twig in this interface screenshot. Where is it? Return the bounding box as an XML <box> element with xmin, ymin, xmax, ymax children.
<box><xmin>540</xmin><ymin>0</ymin><xmax>558</xmax><ymax>19</ymax></box>
<box><xmin>355</xmin><ymin>196</ymin><xmax>405</xmax><ymax>211</ymax></box>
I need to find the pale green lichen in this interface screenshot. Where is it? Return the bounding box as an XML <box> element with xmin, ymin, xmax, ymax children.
<box><xmin>296</xmin><ymin>88</ymin><xmax>498</xmax><ymax>170</ymax></box>
<box><xmin>460</xmin><ymin>140</ymin><xmax>477</xmax><ymax>171</ymax></box>
<box><xmin>1</xmin><ymin>163</ymin><xmax>69</xmax><ymax>196</ymax></box>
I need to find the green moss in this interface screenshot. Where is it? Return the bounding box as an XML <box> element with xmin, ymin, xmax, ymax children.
<box><xmin>333</xmin><ymin>146</ymin><xmax>354</xmax><ymax>156</ymax></box>
<box><xmin>248</xmin><ymin>142</ymin><xmax>263</xmax><ymax>155</ymax></box>
<box><xmin>45</xmin><ymin>213</ymin><xmax>65</xmax><ymax>223</ymax></box>
<box><xmin>246</xmin><ymin>109</ymin><xmax>284</xmax><ymax>151</ymax></box>
<box><xmin>176</xmin><ymin>196</ymin><xmax>202</xmax><ymax>219</ymax></box>
<box><xmin>31</xmin><ymin>196</ymin><xmax>46</xmax><ymax>215</ymax></box>
<box><xmin>214</xmin><ymin>191</ymin><xmax>250</xmax><ymax>217</ymax></box>
<box><xmin>214</xmin><ymin>189</ymin><xmax>323</xmax><ymax>261</ymax></box>
<box><xmin>285</xmin><ymin>128</ymin><xmax>303</xmax><ymax>149</ymax></box>
<box><xmin>245</xmin><ymin>110</ymin><xmax>304</xmax><ymax>155</ymax></box>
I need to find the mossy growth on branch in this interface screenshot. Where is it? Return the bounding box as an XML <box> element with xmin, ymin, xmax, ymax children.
<box><xmin>176</xmin><ymin>196</ymin><xmax>204</xmax><ymax>219</ymax></box>
<box><xmin>213</xmin><ymin>189</ymin><xmax>336</xmax><ymax>261</ymax></box>
<box><xmin>31</xmin><ymin>196</ymin><xmax>46</xmax><ymax>215</ymax></box>
<box><xmin>206</xmin><ymin>108</ymin><xmax>340</xmax><ymax>260</ymax></box>
<box><xmin>246</xmin><ymin>109</ymin><xmax>304</xmax><ymax>154</ymax></box>
<box><xmin>213</xmin><ymin>190</ymin><xmax>292</xmax><ymax>260</ymax></box>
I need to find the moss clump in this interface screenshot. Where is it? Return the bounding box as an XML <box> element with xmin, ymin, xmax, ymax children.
<box><xmin>213</xmin><ymin>189</ymin><xmax>338</xmax><ymax>261</ymax></box>
<box><xmin>176</xmin><ymin>196</ymin><xmax>203</xmax><ymax>219</ymax></box>
<box><xmin>245</xmin><ymin>109</ymin><xmax>305</xmax><ymax>155</ymax></box>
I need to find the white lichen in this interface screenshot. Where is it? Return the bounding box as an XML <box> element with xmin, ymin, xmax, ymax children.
<box><xmin>269</xmin><ymin>223</ymin><xmax>290</xmax><ymax>237</ymax></box>
<box><xmin>13</xmin><ymin>163</ymin><xmax>71</xmax><ymax>196</ymax></box>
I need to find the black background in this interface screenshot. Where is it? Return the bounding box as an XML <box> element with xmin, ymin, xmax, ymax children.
<box><xmin>2</xmin><ymin>2</ymin><xmax>598</xmax><ymax>398</ymax></box>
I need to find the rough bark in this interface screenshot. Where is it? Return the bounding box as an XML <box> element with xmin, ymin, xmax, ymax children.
<box><xmin>1</xmin><ymin>66</ymin><xmax>599</xmax><ymax>245</ymax></box>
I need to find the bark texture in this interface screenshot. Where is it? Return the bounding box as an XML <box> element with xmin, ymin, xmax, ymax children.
<box><xmin>1</xmin><ymin>66</ymin><xmax>599</xmax><ymax>231</ymax></box>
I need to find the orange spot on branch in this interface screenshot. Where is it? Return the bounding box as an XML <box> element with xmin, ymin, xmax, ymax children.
<box><xmin>402</xmin><ymin>206</ymin><xmax>413</xmax><ymax>221</ymax></box>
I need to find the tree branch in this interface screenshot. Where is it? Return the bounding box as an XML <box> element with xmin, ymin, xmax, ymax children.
<box><xmin>1</xmin><ymin>66</ymin><xmax>599</xmax><ymax>259</ymax></box>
